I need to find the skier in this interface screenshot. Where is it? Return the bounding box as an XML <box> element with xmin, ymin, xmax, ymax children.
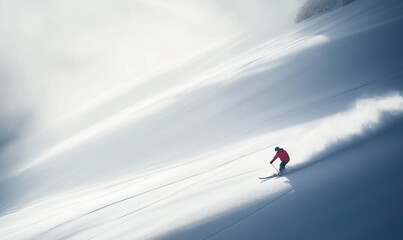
<box><xmin>270</xmin><ymin>147</ymin><xmax>290</xmax><ymax>175</ymax></box>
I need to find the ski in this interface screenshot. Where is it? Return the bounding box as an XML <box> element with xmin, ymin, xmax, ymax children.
<box><xmin>259</xmin><ymin>173</ymin><xmax>286</xmax><ymax>180</ymax></box>
<box><xmin>259</xmin><ymin>174</ymin><xmax>278</xmax><ymax>179</ymax></box>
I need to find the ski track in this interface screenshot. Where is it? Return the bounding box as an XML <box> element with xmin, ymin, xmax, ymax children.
<box><xmin>31</xmin><ymin>147</ymin><xmax>266</xmax><ymax>239</ymax></box>
<box><xmin>32</xmin><ymin>128</ymin><xmax>293</xmax><ymax>239</ymax></box>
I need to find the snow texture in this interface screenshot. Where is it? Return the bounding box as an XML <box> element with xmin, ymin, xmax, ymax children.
<box><xmin>1</xmin><ymin>0</ymin><xmax>403</xmax><ymax>239</ymax></box>
<box><xmin>295</xmin><ymin>0</ymin><xmax>358</xmax><ymax>23</ymax></box>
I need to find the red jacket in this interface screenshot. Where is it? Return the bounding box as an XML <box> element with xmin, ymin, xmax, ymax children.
<box><xmin>272</xmin><ymin>148</ymin><xmax>290</xmax><ymax>163</ymax></box>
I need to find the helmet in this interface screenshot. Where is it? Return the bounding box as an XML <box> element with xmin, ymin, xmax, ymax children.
<box><xmin>275</xmin><ymin>147</ymin><xmax>280</xmax><ymax>151</ymax></box>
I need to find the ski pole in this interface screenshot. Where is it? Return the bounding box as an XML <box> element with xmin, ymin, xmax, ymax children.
<box><xmin>271</xmin><ymin>163</ymin><xmax>279</xmax><ymax>173</ymax></box>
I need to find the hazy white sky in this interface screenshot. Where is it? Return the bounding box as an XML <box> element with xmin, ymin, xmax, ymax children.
<box><xmin>0</xmin><ymin>0</ymin><xmax>301</xmax><ymax>124</ymax></box>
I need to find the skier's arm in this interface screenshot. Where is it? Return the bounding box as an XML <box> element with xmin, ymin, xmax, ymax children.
<box><xmin>270</xmin><ymin>152</ymin><xmax>279</xmax><ymax>164</ymax></box>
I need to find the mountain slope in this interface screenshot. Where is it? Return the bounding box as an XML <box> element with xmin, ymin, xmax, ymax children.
<box><xmin>0</xmin><ymin>0</ymin><xmax>403</xmax><ymax>239</ymax></box>
<box><xmin>295</xmin><ymin>0</ymin><xmax>358</xmax><ymax>23</ymax></box>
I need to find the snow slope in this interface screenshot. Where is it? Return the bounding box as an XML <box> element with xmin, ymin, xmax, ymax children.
<box><xmin>1</xmin><ymin>0</ymin><xmax>403</xmax><ymax>239</ymax></box>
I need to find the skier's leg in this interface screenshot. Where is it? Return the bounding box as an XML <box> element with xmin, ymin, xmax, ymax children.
<box><xmin>279</xmin><ymin>162</ymin><xmax>285</xmax><ymax>175</ymax></box>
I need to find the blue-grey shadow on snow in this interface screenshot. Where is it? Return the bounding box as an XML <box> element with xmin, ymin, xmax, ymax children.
<box><xmin>0</xmin><ymin>70</ymin><xmax>33</xmax><ymax>214</ymax></box>
<box><xmin>158</xmin><ymin>115</ymin><xmax>403</xmax><ymax>240</ymax></box>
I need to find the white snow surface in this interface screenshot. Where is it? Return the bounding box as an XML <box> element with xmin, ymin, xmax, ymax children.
<box><xmin>1</xmin><ymin>0</ymin><xmax>403</xmax><ymax>239</ymax></box>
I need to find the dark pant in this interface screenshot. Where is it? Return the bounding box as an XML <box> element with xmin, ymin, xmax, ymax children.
<box><xmin>280</xmin><ymin>161</ymin><xmax>288</xmax><ymax>174</ymax></box>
